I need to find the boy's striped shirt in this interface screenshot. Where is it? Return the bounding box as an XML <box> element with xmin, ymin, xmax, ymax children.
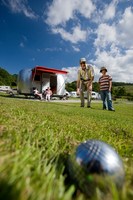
<box><xmin>99</xmin><ymin>75</ymin><xmax>112</xmax><ymax>91</ymax></box>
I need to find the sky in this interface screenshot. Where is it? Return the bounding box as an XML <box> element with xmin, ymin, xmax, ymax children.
<box><xmin>0</xmin><ymin>0</ymin><xmax>133</xmax><ymax>83</ymax></box>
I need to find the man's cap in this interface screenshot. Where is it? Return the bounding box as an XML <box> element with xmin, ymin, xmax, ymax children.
<box><xmin>100</xmin><ymin>66</ymin><xmax>107</xmax><ymax>72</ymax></box>
<box><xmin>80</xmin><ymin>58</ymin><xmax>86</xmax><ymax>63</ymax></box>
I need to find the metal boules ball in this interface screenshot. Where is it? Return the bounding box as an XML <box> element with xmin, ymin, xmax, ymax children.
<box><xmin>67</xmin><ymin>139</ymin><xmax>125</xmax><ymax>197</ymax></box>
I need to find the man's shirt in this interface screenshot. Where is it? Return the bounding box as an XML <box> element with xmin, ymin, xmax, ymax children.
<box><xmin>77</xmin><ymin>64</ymin><xmax>94</xmax><ymax>81</ymax></box>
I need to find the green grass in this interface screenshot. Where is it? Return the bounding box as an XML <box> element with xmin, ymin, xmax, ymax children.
<box><xmin>0</xmin><ymin>95</ymin><xmax>133</xmax><ymax>200</ymax></box>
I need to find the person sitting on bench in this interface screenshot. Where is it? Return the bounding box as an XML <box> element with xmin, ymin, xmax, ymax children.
<box><xmin>33</xmin><ymin>87</ymin><xmax>43</xmax><ymax>100</ymax></box>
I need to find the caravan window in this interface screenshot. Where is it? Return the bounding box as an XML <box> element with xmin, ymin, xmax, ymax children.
<box><xmin>34</xmin><ymin>75</ymin><xmax>41</xmax><ymax>81</ymax></box>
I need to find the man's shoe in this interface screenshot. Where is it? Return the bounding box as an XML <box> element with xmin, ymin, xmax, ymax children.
<box><xmin>87</xmin><ymin>106</ymin><xmax>92</xmax><ymax>108</ymax></box>
<box><xmin>80</xmin><ymin>105</ymin><xmax>84</xmax><ymax>107</ymax></box>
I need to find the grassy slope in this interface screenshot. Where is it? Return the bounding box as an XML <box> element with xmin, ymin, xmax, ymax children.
<box><xmin>123</xmin><ymin>85</ymin><xmax>133</xmax><ymax>95</ymax></box>
<box><xmin>0</xmin><ymin>95</ymin><xmax>133</xmax><ymax>200</ymax></box>
<box><xmin>114</xmin><ymin>85</ymin><xmax>133</xmax><ymax>96</ymax></box>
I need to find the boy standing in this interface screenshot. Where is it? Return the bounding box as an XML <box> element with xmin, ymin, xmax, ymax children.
<box><xmin>99</xmin><ymin>67</ymin><xmax>115</xmax><ymax>111</ymax></box>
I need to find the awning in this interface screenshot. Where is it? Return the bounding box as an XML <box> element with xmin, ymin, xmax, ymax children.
<box><xmin>32</xmin><ymin>66</ymin><xmax>68</xmax><ymax>74</ymax></box>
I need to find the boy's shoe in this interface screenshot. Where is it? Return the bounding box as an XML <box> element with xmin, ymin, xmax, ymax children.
<box><xmin>109</xmin><ymin>109</ymin><xmax>115</xmax><ymax>111</ymax></box>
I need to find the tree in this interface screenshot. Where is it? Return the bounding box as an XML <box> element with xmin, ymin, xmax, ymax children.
<box><xmin>11</xmin><ymin>74</ymin><xmax>18</xmax><ymax>86</ymax></box>
<box><xmin>66</xmin><ymin>81</ymin><xmax>100</xmax><ymax>92</ymax></box>
<box><xmin>114</xmin><ymin>86</ymin><xmax>126</xmax><ymax>97</ymax></box>
<box><xmin>93</xmin><ymin>82</ymin><xmax>99</xmax><ymax>92</ymax></box>
<box><xmin>0</xmin><ymin>67</ymin><xmax>17</xmax><ymax>86</ymax></box>
<box><xmin>65</xmin><ymin>81</ymin><xmax>77</xmax><ymax>92</ymax></box>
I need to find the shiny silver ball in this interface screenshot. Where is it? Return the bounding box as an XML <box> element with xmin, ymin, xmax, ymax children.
<box><xmin>68</xmin><ymin>140</ymin><xmax>125</xmax><ymax>196</ymax></box>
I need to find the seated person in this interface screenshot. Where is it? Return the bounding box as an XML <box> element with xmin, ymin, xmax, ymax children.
<box><xmin>33</xmin><ymin>87</ymin><xmax>43</xmax><ymax>100</ymax></box>
<box><xmin>45</xmin><ymin>87</ymin><xmax>52</xmax><ymax>101</ymax></box>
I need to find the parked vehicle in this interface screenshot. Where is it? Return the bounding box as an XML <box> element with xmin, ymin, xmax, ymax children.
<box><xmin>0</xmin><ymin>86</ymin><xmax>12</xmax><ymax>92</ymax></box>
<box><xmin>70</xmin><ymin>91</ymin><xmax>79</xmax><ymax>98</ymax></box>
<box><xmin>84</xmin><ymin>91</ymin><xmax>101</xmax><ymax>99</ymax></box>
<box><xmin>91</xmin><ymin>91</ymin><xmax>101</xmax><ymax>99</ymax></box>
<box><xmin>69</xmin><ymin>91</ymin><xmax>101</xmax><ymax>99</ymax></box>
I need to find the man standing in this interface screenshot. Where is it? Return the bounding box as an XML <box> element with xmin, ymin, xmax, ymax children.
<box><xmin>77</xmin><ymin>58</ymin><xmax>94</xmax><ymax>107</ymax></box>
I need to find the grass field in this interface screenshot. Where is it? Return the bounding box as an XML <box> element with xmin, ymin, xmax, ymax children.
<box><xmin>0</xmin><ymin>95</ymin><xmax>133</xmax><ymax>200</ymax></box>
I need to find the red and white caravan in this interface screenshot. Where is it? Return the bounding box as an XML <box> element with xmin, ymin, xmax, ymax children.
<box><xmin>17</xmin><ymin>66</ymin><xmax>68</xmax><ymax>98</ymax></box>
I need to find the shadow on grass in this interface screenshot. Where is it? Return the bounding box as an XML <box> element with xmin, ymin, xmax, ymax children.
<box><xmin>0</xmin><ymin>179</ymin><xmax>20</xmax><ymax>200</ymax></box>
<box><xmin>56</xmin><ymin>153</ymin><xmax>83</xmax><ymax>199</ymax></box>
<box><xmin>0</xmin><ymin>93</ymin><xmax>34</xmax><ymax>100</ymax></box>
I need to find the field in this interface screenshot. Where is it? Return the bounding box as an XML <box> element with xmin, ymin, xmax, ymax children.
<box><xmin>0</xmin><ymin>95</ymin><xmax>133</xmax><ymax>200</ymax></box>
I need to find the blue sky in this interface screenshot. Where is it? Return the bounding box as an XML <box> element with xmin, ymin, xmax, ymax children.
<box><xmin>0</xmin><ymin>0</ymin><xmax>133</xmax><ymax>83</ymax></box>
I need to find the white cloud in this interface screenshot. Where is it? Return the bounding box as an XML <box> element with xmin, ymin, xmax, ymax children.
<box><xmin>76</xmin><ymin>0</ymin><xmax>96</xmax><ymax>18</ymax></box>
<box><xmin>19</xmin><ymin>42</ymin><xmax>24</xmax><ymax>47</ymax></box>
<box><xmin>45</xmin><ymin>0</ymin><xmax>95</xmax><ymax>26</ymax></box>
<box><xmin>103</xmin><ymin>0</ymin><xmax>118</xmax><ymax>21</ymax></box>
<box><xmin>94</xmin><ymin>6</ymin><xmax>133</xmax><ymax>50</ymax></box>
<box><xmin>45</xmin><ymin>0</ymin><xmax>74</xmax><ymax>26</ymax></box>
<box><xmin>91</xmin><ymin>47</ymin><xmax>133</xmax><ymax>82</ymax></box>
<box><xmin>94</xmin><ymin>23</ymin><xmax>117</xmax><ymax>48</ymax></box>
<box><xmin>2</xmin><ymin>0</ymin><xmax>38</xmax><ymax>19</ymax></box>
<box><xmin>44</xmin><ymin>47</ymin><xmax>62</xmax><ymax>52</ymax></box>
<box><xmin>52</xmin><ymin>26</ymin><xmax>88</xmax><ymax>44</ymax></box>
<box><xmin>116</xmin><ymin>7</ymin><xmax>133</xmax><ymax>48</ymax></box>
<box><xmin>45</xmin><ymin>0</ymin><xmax>95</xmax><ymax>43</ymax></box>
<box><xmin>92</xmin><ymin>5</ymin><xmax>133</xmax><ymax>83</ymax></box>
<box><xmin>72</xmin><ymin>46</ymin><xmax>80</xmax><ymax>52</ymax></box>
<box><xmin>62</xmin><ymin>66</ymin><xmax>78</xmax><ymax>83</ymax></box>
<box><xmin>31</xmin><ymin>57</ymin><xmax>35</xmax><ymax>62</ymax></box>
<box><xmin>58</xmin><ymin>2</ymin><xmax>133</xmax><ymax>83</ymax></box>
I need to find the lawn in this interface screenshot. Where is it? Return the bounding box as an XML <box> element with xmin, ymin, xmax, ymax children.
<box><xmin>0</xmin><ymin>95</ymin><xmax>133</xmax><ymax>200</ymax></box>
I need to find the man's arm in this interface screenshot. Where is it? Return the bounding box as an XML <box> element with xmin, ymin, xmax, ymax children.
<box><xmin>90</xmin><ymin>76</ymin><xmax>94</xmax><ymax>82</ymax></box>
<box><xmin>89</xmin><ymin>66</ymin><xmax>94</xmax><ymax>84</ymax></box>
<box><xmin>77</xmin><ymin>69</ymin><xmax>80</xmax><ymax>95</ymax></box>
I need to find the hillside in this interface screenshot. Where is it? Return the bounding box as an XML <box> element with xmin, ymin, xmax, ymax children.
<box><xmin>0</xmin><ymin>67</ymin><xmax>17</xmax><ymax>86</ymax></box>
<box><xmin>114</xmin><ymin>85</ymin><xmax>133</xmax><ymax>96</ymax></box>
